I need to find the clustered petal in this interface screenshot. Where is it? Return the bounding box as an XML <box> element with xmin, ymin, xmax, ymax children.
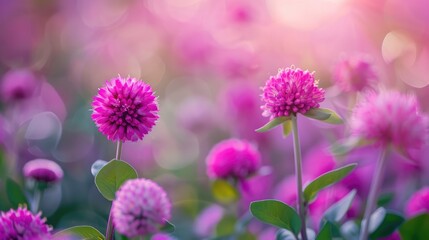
<box><xmin>333</xmin><ymin>55</ymin><xmax>377</xmax><ymax>92</ymax></box>
<box><xmin>91</xmin><ymin>76</ymin><xmax>159</xmax><ymax>142</ymax></box>
<box><xmin>23</xmin><ymin>159</ymin><xmax>64</xmax><ymax>183</ymax></box>
<box><xmin>0</xmin><ymin>207</ymin><xmax>52</xmax><ymax>240</ymax></box>
<box><xmin>350</xmin><ymin>90</ymin><xmax>428</xmax><ymax>157</ymax></box>
<box><xmin>261</xmin><ymin>66</ymin><xmax>325</xmax><ymax>119</ymax></box>
<box><xmin>405</xmin><ymin>187</ymin><xmax>429</xmax><ymax>217</ymax></box>
<box><xmin>112</xmin><ymin>179</ymin><xmax>171</xmax><ymax>238</ymax></box>
<box><xmin>206</xmin><ymin>139</ymin><xmax>261</xmax><ymax>180</ymax></box>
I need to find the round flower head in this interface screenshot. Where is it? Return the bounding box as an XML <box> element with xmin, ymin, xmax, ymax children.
<box><xmin>91</xmin><ymin>76</ymin><xmax>159</xmax><ymax>142</ymax></box>
<box><xmin>0</xmin><ymin>206</ymin><xmax>52</xmax><ymax>239</ymax></box>
<box><xmin>261</xmin><ymin>66</ymin><xmax>325</xmax><ymax>119</ymax></box>
<box><xmin>1</xmin><ymin>69</ymin><xmax>39</xmax><ymax>102</ymax></box>
<box><xmin>23</xmin><ymin>159</ymin><xmax>63</xmax><ymax>183</ymax></box>
<box><xmin>350</xmin><ymin>90</ymin><xmax>428</xmax><ymax>158</ymax></box>
<box><xmin>206</xmin><ymin>139</ymin><xmax>261</xmax><ymax>180</ymax></box>
<box><xmin>333</xmin><ymin>55</ymin><xmax>377</xmax><ymax>92</ymax></box>
<box><xmin>405</xmin><ymin>187</ymin><xmax>429</xmax><ymax>217</ymax></box>
<box><xmin>112</xmin><ymin>179</ymin><xmax>171</xmax><ymax>238</ymax></box>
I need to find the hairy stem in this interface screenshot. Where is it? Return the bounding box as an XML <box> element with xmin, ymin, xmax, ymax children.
<box><xmin>291</xmin><ymin>115</ymin><xmax>308</xmax><ymax>240</ymax></box>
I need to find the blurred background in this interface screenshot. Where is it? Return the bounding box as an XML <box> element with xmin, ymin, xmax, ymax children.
<box><xmin>0</xmin><ymin>0</ymin><xmax>428</xmax><ymax>239</ymax></box>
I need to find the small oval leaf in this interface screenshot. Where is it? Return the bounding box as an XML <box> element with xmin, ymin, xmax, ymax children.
<box><xmin>6</xmin><ymin>178</ymin><xmax>29</xmax><ymax>208</ymax></box>
<box><xmin>304</xmin><ymin>164</ymin><xmax>357</xmax><ymax>203</ymax></box>
<box><xmin>399</xmin><ymin>213</ymin><xmax>429</xmax><ymax>240</ymax></box>
<box><xmin>322</xmin><ymin>189</ymin><xmax>357</xmax><ymax>225</ymax></box>
<box><xmin>250</xmin><ymin>200</ymin><xmax>301</xmax><ymax>236</ymax></box>
<box><xmin>160</xmin><ymin>220</ymin><xmax>175</xmax><ymax>233</ymax></box>
<box><xmin>212</xmin><ymin>179</ymin><xmax>239</xmax><ymax>204</ymax></box>
<box><xmin>91</xmin><ymin>160</ymin><xmax>108</xmax><ymax>177</ymax></box>
<box><xmin>94</xmin><ymin>160</ymin><xmax>138</xmax><ymax>201</ymax></box>
<box><xmin>304</xmin><ymin>108</ymin><xmax>343</xmax><ymax>124</ymax></box>
<box><xmin>255</xmin><ymin>117</ymin><xmax>290</xmax><ymax>133</ymax></box>
<box><xmin>370</xmin><ymin>209</ymin><xmax>404</xmax><ymax>239</ymax></box>
<box><xmin>54</xmin><ymin>225</ymin><xmax>105</xmax><ymax>240</ymax></box>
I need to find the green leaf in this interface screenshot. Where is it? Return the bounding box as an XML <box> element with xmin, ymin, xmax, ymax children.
<box><xmin>160</xmin><ymin>220</ymin><xmax>175</xmax><ymax>233</ymax></box>
<box><xmin>54</xmin><ymin>225</ymin><xmax>105</xmax><ymax>240</ymax></box>
<box><xmin>282</xmin><ymin>120</ymin><xmax>292</xmax><ymax>137</ymax></box>
<box><xmin>237</xmin><ymin>231</ymin><xmax>257</xmax><ymax>240</ymax></box>
<box><xmin>366</xmin><ymin>207</ymin><xmax>386</xmax><ymax>234</ymax></box>
<box><xmin>250</xmin><ymin>200</ymin><xmax>301</xmax><ymax>236</ymax></box>
<box><xmin>322</xmin><ymin>189</ymin><xmax>356</xmax><ymax>225</ymax></box>
<box><xmin>340</xmin><ymin>221</ymin><xmax>359</xmax><ymax>240</ymax></box>
<box><xmin>94</xmin><ymin>160</ymin><xmax>138</xmax><ymax>201</ymax></box>
<box><xmin>330</xmin><ymin>137</ymin><xmax>368</xmax><ymax>156</ymax></box>
<box><xmin>91</xmin><ymin>160</ymin><xmax>108</xmax><ymax>177</ymax></box>
<box><xmin>399</xmin><ymin>213</ymin><xmax>429</xmax><ymax>240</ymax></box>
<box><xmin>303</xmin><ymin>108</ymin><xmax>343</xmax><ymax>124</ymax></box>
<box><xmin>316</xmin><ymin>221</ymin><xmax>334</xmax><ymax>240</ymax></box>
<box><xmin>216</xmin><ymin>215</ymin><xmax>237</xmax><ymax>237</ymax></box>
<box><xmin>303</xmin><ymin>164</ymin><xmax>357</xmax><ymax>203</ymax></box>
<box><xmin>6</xmin><ymin>178</ymin><xmax>29</xmax><ymax>208</ymax></box>
<box><xmin>212</xmin><ymin>179</ymin><xmax>239</xmax><ymax>204</ymax></box>
<box><xmin>276</xmin><ymin>229</ymin><xmax>296</xmax><ymax>240</ymax></box>
<box><xmin>377</xmin><ymin>192</ymin><xmax>394</xmax><ymax>207</ymax></box>
<box><xmin>0</xmin><ymin>151</ymin><xmax>7</xmax><ymax>179</ymax></box>
<box><xmin>370</xmin><ymin>210</ymin><xmax>404</xmax><ymax>239</ymax></box>
<box><xmin>255</xmin><ymin>117</ymin><xmax>290</xmax><ymax>132</ymax></box>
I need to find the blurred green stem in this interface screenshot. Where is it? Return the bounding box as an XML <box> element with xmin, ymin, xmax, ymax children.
<box><xmin>106</xmin><ymin>140</ymin><xmax>123</xmax><ymax>240</ymax></box>
<box><xmin>359</xmin><ymin>148</ymin><xmax>387</xmax><ymax>240</ymax></box>
<box><xmin>31</xmin><ymin>186</ymin><xmax>43</xmax><ymax>213</ymax></box>
<box><xmin>291</xmin><ymin>115</ymin><xmax>308</xmax><ymax>240</ymax></box>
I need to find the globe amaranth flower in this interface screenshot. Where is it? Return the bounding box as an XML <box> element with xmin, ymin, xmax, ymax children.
<box><xmin>206</xmin><ymin>139</ymin><xmax>261</xmax><ymax>180</ymax></box>
<box><xmin>112</xmin><ymin>178</ymin><xmax>171</xmax><ymax>238</ymax></box>
<box><xmin>0</xmin><ymin>207</ymin><xmax>52</xmax><ymax>239</ymax></box>
<box><xmin>333</xmin><ymin>55</ymin><xmax>377</xmax><ymax>92</ymax></box>
<box><xmin>261</xmin><ymin>66</ymin><xmax>325</xmax><ymax>119</ymax></box>
<box><xmin>91</xmin><ymin>76</ymin><xmax>159</xmax><ymax>142</ymax></box>
<box><xmin>405</xmin><ymin>187</ymin><xmax>429</xmax><ymax>217</ymax></box>
<box><xmin>23</xmin><ymin>159</ymin><xmax>63</xmax><ymax>183</ymax></box>
<box><xmin>350</xmin><ymin>90</ymin><xmax>428</xmax><ymax>158</ymax></box>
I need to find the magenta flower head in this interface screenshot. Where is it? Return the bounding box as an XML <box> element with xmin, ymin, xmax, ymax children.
<box><xmin>333</xmin><ymin>55</ymin><xmax>377</xmax><ymax>92</ymax></box>
<box><xmin>405</xmin><ymin>187</ymin><xmax>429</xmax><ymax>217</ymax></box>
<box><xmin>91</xmin><ymin>76</ymin><xmax>159</xmax><ymax>142</ymax></box>
<box><xmin>112</xmin><ymin>178</ymin><xmax>171</xmax><ymax>238</ymax></box>
<box><xmin>0</xmin><ymin>206</ymin><xmax>52</xmax><ymax>239</ymax></box>
<box><xmin>23</xmin><ymin>159</ymin><xmax>63</xmax><ymax>183</ymax></box>
<box><xmin>1</xmin><ymin>69</ymin><xmax>39</xmax><ymax>102</ymax></box>
<box><xmin>261</xmin><ymin>66</ymin><xmax>325</xmax><ymax>119</ymax></box>
<box><xmin>206</xmin><ymin>139</ymin><xmax>261</xmax><ymax>180</ymax></box>
<box><xmin>350</xmin><ymin>90</ymin><xmax>428</xmax><ymax>158</ymax></box>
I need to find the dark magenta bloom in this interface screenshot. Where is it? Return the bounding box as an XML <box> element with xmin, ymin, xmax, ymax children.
<box><xmin>0</xmin><ymin>207</ymin><xmax>52</xmax><ymax>239</ymax></box>
<box><xmin>112</xmin><ymin>179</ymin><xmax>171</xmax><ymax>237</ymax></box>
<box><xmin>206</xmin><ymin>139</ymin><xmax>261</xmax><ymax>180</ymax></box>
<box><xmin>23</xmin><ymin>159</ymin><xmax>63</xmax><ymax>183</ymax></box>
<box><xmin>405</xmin><ymin>187</ymin><xmax>429</xmax><ymax>217</ymax></box>
<box><xmin>261</xmin><ymin>66</ymin><xmax>325</xmax><ymax>119</ymax></box>
<box><xmin>1</xmin><ymin>69</ymin><xmax>39</xmax><ymax>102</ymax></box>
<box><xmin>91</xmin><ymin>76</ymin><xmax>159</xmax><ymax>142</ymax></box>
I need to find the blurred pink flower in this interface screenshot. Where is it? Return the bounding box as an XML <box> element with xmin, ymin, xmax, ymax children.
<box><xmin>23</xmin><ymin>159</ymin><xmax>63</xmax><ymax>183</ymax></box>
<box><xmin>405</xmin><ymin>187</ymin><xmax>429</xmax><ymax>217</ymax></box>
<box><xmin>1</xmin><ymin>69</ymin><xmax>39</xmax><ymax>102</ymax></box>
<box><xmin>333</xmin><ymin>55</ymin><xmax>377</xmax><ymax>92</ymax></box>
<box><xmin>206</xmin><ymin>139</ymin><xmax>261</xmax><ymax>180</ymax></box>
<box><xmin>261</xmin><ymin>66</ymin><xmax>325</xmax><ymax>119</ymax></box>
<box><xmin>91</xmin><ymin>76</ymin><xmax>159</xmax><ymax>142</ymax></box>
<box><xmin>112</xmin><ymin>179</ymin><xmax>171</xmax><ymax>237</ymax></box>
<box><xmin>350</xmin><ymin>90</ymin><xmax>428</xmax><ymax>158</ymax></box>
<box><xmin>193</xmin><ymin>204</ymin><xmax>224</xmax><ymax>237</ymax></box>
<box><xmin>0</xmin><ymin>206</ymin><xmax>52</xmax><ymax>239</ymax></box>
<box><xmin>303</xmin><ymin>146</ymin><xmax>336</xmax><ymax>178</ymax></box>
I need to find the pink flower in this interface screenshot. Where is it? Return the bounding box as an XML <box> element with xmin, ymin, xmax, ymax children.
<box><xmin>405</xmin><ymin>187</ymin><xmax>429</xmax><ymax>217</ymax></box>
<box><xmin>303</xmin><ymin>146</ymin><xmax>336</xmax><ymax>178</ymax></box>
<box><xmin>91</xmin><ymin>76</ymin><xmax>159</xmax><ymax>142</ymax></box>
<box><xmin>350</xmin><ymin>91</ymin><xmax>428</xmax><ymax>158</ymax></box>
<box><xmin>206</xmin><ymin>139</ymin><xmax>261</xmax><ymax>180</ymax></box>
<box><xmin>333</xmin><ymin>55</ymin><xmax>377</xmax><ymax>92</ymax></box>
<box><xmin>1</xmin><ymin>69</ymin><xmax>39</xmax><ymax>102</ymax></box>
<box><xmin>261</xmin><ymin>66</ymin><xmax>325</xmax><ymax>119</ymax></box>
<box><xmin>193</xmin><ymin>204</ymin><xmax>224</xmax><ymax>237</ymax></box>
<box><xmin>23</xmin><ymin>159</ymin><xmax>63</xmax><ymax>183</ymax></box>
<box><xmin>0</xmin><ymin>207</ymin><xmax>52</xmax><ymax>239</ymax></box>
<box><xmin>112</xmin><ymin>179</ymin><xmax>171</xmax><ymax>237</ymax></box>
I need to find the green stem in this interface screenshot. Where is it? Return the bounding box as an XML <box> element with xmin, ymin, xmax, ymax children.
<box><xmin>31</xmin><ymin>187</ymin><xmax>43</xmax><ymax>213</ymax></box>
<box><xmin>106</xmin><ymin>140</ymin><xmax>123</xmax><ymax>240</ymax></box>
<box><xmin>359</xmin><ymin>148</ymin><xmax>387</xmax><ymax>240</ymax></box>
<box><xmin>291</xmin><ymin>115</ymin><xmax>308</xmax><ymax>240</ymax></box>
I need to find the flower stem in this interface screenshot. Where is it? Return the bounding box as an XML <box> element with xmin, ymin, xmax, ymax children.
<box><xmin>291</xmin><ymin>115</ymin><xmax>308</xmax><ymax>240</ymax></box>
<box><xmin>31</xmin><ymin>187</ymin><xmax>43</xmax><ymax>213</ymax></box>
<box><xmin>106</xmin><ymin>140</ymin><xmax>124</xmax><ymax>240</ymax></box>
<box><xmin>359</xmin><ymin>148</ymin><xmax>387</xmax><ymax>240</ymax></box>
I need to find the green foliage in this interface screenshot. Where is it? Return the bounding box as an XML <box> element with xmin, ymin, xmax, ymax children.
<box><xmin>282</xmin><ymin>120</ymin><xmax>292</xmax><ymax>137</ymax></box>
<box><xmin>276</xmin><ymin>229</ymin><xmax>296</xmax><ymax>240</ymax></box>
<box><xmin>303</xmin><ymin>164</ymin><xmax>356</xmax><ymax>203</ymax></box>
<box><xmin>216</xmin><ymin>215</ymin><xmax>237</xmax><ymax>237</ymax></box>
<box><xmin>369</xmin><ymin>209</ymin><xmax>404</xmax><ymax>239</ymax></box>
<box><xmin>211</xmin><ymin>179</ymin><xmax>239</xmax><ymax>204</ymax></box>
<box><xmin>316</xmin><ymin>221</ymin><xmax>340</xmax><ymax>240</ymax></box>
<box><xmin>94</xmin><ymin>159</ymin><xmax>138</xmax><ymax>201</ymax></box>
<box><xmin>250</xmin><ymin>200</ymin><xmax>301</xmax><ymax>236</ymax></box>
<box><xmin>399</xmin><ymin>213</ymin><xmax>429</xmax><ymax>240</ymax></box>
<box><xmin>160</xmin><ymin>220</ymin><xmax>176</xmax><ymax>233</ymax></box>
<box><xmin>322</xmin><ymin>189</ymin><xmax>356</xmax><ymax>225</ymax></box>
<box><xmin>5</xmin><ymin>178</ymin><xmax>29</xmax><ymax>208</ymax></box>
<box><xmin>54</xmin><ymin>225</ymin><xmax>105</xmax><ymax>240</ymax></box>
<box><xmin>255</xmin><ymin>117</ymin><xmax>290</xmax><ymax>133</ymax></box>
<box><xmin>303</xmin><ymin>108</ymin><xmax>343</xmax><ymax>124</ymax></box>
